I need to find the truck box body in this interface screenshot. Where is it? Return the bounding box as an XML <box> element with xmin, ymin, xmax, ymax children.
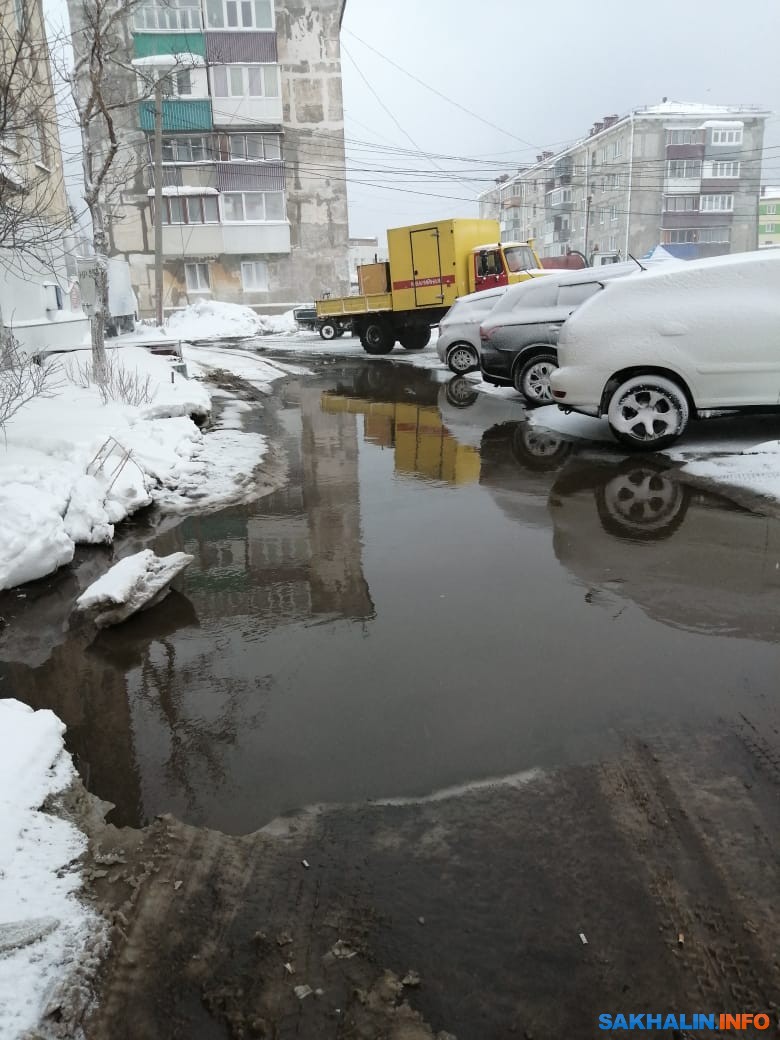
<box><xmin>358</xmin><ymin>262</ymin><xmax>390</xmax><ymax>295</ymax></box>
<box><xmin>386</xmin><ymin>219</ymin><xmax>501</xmax><ymax>312</ymax></box>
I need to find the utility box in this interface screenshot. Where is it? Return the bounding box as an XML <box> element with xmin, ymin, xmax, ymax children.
<box><xmin>386</xmin><ymin>218</ymin><xmax>503</xmax><ymax>312</ymax></box>
<box><xmin>357</xmin><ymin>262</ymin><xmax>390</xmax><ymax>295</ymax></box>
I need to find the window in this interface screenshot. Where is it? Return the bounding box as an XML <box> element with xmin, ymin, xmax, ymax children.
<box><xmin>13</xmin><ymin>0</ymin><xmax>25</xmax><ymax>31</ymax></box>
<box><xmin>1</xmin><ymin>125</ymin><xmax>19</xmax><ymax>153</ymax></box>
<box><xmin>211</xmin><ymin>64</ymin><xmax>280</xmax><ymax>98</ymax></box>
<box><xmin>711</xmin><ymin>128</ymin><xmax>743</xmax><ymax>146</ymax></box>
<box><xmin>607</xmin><ymin>235</ymin><xmax>618</xmax><ymax>251</ymax></box>
<box><xmin>161</xmin><ymin>136</ymin><xmax>211</xmax><ymax>163</ymax></box>
<box><xmin>766</xmin><ymin>204</ymin><xmax>778</xmax><ymax>215</ymax></box>
<box><xmin>700</xmin><ymin>194</ymin><xmax>734</xmax><ymax>212</ymax></box>
<box><xmin>221</xmin><ymin>191</ymin><xmax>285</xmax><ymax>221</ymax></box>
<box><xmin>664</xmin><ymin>195</ymin><xmax>698</xmax><ymax>212</ymax></box>
<box><xmin>703</xmin><ymin>161</ymin><xmax>740</xmax><ymax>178</ymax></box>
<box><xmin>241</xmin><ymin>260</ymin><xmax>269</xmax><ymax>290</ymax></box>
<box><xmin>765</xmin><ymin>224</ymin><xmax>776</xmax><ymax>233</ymax></box>
<box><xmin>29</xmin><ymin>121</ymin><xmax>48</xmax><ymax>167</ymax></box>
<box><xmin>161</xmin><ymin>69</ymin><xmax>192</xmax><ymax>97</ymax></box>
<box><xmin>557</xmin><ymin>283</ymin><xmax>600</xmax><ymax>307</ymax></box>
<box><xmin>133</xmin><ymin>0</ymin><xmax>200</xmax><ymax>31</ymax></box>
<box><xmin>185</xmin><ymin>262</ymin><xmax>210</xmax><ymax>292</ymax></box>
<box><xmin>609</xmin><ymin>205</ymin><xmax>619</xmax><ymax>222</ymax></box>
<box><xmin>599</xmin><ymin>208</ymin><xmax>605</xmax><ymax>225</ymax></box>
<box><xmin>612</xmin><ymin>138</ymin><xmax>621</xmax><ymax>158</ymax></box>
<box><xmin>666</xmin><ymin>129</ymin><xmax>700</xmax><ymax>146</ymax></box>
<box><xmin>221</xmin><ymin>133</ymin><xmax>282</xmax><ymax>161</ymax></box>
<box><xmin>205</xmin><ymin>0</ymin><xmax>273</xmax><ymax>29</ymax></box>
<box><xmin>161</xmin><ymin>194</ymin><xmax>219</xmax><ymax>224</ymax></box>
<box><xmin>661</xmin><ymin>227</ymin><xmax>731</xmax><ymax>244</ymax></box>
<box><xmin>667</xmin><ymin>160</ymin><xmax>701</xmax><ymax>179</ymax></box>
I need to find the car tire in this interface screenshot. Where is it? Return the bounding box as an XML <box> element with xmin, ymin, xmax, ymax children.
<box><xmin>445</xmin><ymin>376</ymin><xmax>479</xmax><ymax>408</ymax></box>
<box><xmin>607</xmin><ymin>375</ymin><xmax>689</xmax><ymax>450</ymax></box>
<box><xmin>319</xmin><ymin>322</ymin><xmax>337</xmax><ymax>340</ymax></box>
<box><xmin>514</xmin><ymin>350</ymin><xmax>558</xmax><ymax>407</ymax></box>
<box><xmin>399</xmin><ymin>326</ymin><xmax>431</xmax><ymax>351</ymax></box>
<box><xmin>447</xmin><ymin>344</ymin><xmax>479</xmax><ymax>374</ymax></box>
<box><xmin>360</xmin><ymin>320</ymin><xmax>395</xmax><ymax>355</ymax></box>
<box><xmin>596</xmin><ymin>463</ymin><xmax>690</xmax><ymax>541</ymax></box>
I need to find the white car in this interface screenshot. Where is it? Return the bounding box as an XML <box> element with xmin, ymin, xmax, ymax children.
<box><xmin>550</xmin><ymin>250</ymin><xmax>780</xmax><ymax>449</ymax></box>
<box><xmin>436</xmin><ymin>285</ymin><xmax>509</xmax><ymax>373</ymax></box>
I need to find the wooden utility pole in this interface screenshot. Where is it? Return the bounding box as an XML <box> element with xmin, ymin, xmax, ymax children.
<box><xmin>153</xmin><ymin>79</ymin><xmax>164</xmax><ymax>326</ymax></box>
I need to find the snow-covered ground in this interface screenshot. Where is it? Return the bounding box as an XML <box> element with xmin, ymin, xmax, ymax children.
<box><xmin>0</xmin><ymin>700</ymin><xmax>104</xmax><ymax>1040</ymax></box>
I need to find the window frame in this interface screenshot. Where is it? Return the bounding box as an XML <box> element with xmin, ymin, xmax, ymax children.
<box><xmin>163</xmin><ymin>195</ymin><xmax>220</xmax><ymax>224</ymax></box>
<box><xmin>221</xmin><ymin>190</ymin><xmax>286</xmax><ymax>222</ymax></box>
<box><xmin>699</xmin><ymin>193</ymin><xmax>734</xmax><ymax>213</ymax></box>
<box><xmin>667</xmin><ymin>159</ymin><xmax>702</xmax><ymax>179</ymax></box>
<box><xmin>703</xmin><ymin>161</ymin><xmax>741</xmax><ymax>179</ymax></box>
<box><xmin>132</xmin><ymin>0</ymin><xmax>201</xmax><ymax>32</ymax></box>
<box><xmin>241</xmin><ymin>259</ymin><xmax>269</xmax><ymax>291</ymax></box>
<box><xmin>211</xmin><ymin>64</ymin><xmax>280</xmax><ymax>99</ymax></box>
<box><xmin>205</xmin><ymin>0</ymin><xmax>274</xmax><ymax>30</ymax></box>
<box><xmin>184</xmin><ymin>262</ymin><xmax>210</xmax><ymax>292</ymax></box>
<box><xmin>711</xmin><ymin>128</ymin><xmax>743</xmax><ymax>146</ymax></box>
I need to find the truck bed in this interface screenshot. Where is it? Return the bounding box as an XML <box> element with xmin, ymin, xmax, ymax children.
<box><xmin>316</xmin><ymin>293</ymin><xmax>393</xmax><ymax>317</ymax></box>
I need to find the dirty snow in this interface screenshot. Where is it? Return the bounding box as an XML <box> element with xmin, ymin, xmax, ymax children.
<box><xmin>0</xmin><ymin>700</ymin><xmax>103</xmax><ymax>1040</ymax></box>
<box><xmin>166</xmin><ymin>301</ymin><xmax>302</xmax><ymax>341</ymax></box>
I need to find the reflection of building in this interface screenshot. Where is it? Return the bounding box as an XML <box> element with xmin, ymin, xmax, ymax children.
<box><xmin>549</xmin><ymin>459</ymin><xmax>780</xmax><ymax>642</ymax></box>
<box><xmin>321</xmin><ymin>393</ymin><xmax>481</xmax><ymax>484</ymax></box>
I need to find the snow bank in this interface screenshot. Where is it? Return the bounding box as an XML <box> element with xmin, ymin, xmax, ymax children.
<box><xmin>77</xmin><ymin>549</ymin><xmax>194</xmax><ymax>626</ymax></box>
<box><xmin>257</xmin><ymin>308</ymin><xmax>298</xmax><ymax>335</ymax></box>
<box><xmin>167</xmin><ymin>300</ymin><xmax>261</xmax><ymax>341</ymax></box>
<box><xmin>0</xmin><ymin>700</ymin><xmax>102</xmax><ymax>1039</ymax></box>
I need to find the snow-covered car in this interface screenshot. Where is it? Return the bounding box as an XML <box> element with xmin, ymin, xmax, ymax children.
<box><xmin>479</xmin><ymin>263</ymin><xmax>640</xmax><ymax>405</ymax></box>
<box><xmin>436</xmin><ymin>285</ymin><xmax>508</xmax><ymax>374</ymax></box>
<box><xmin>550</xmin><ymin>250</ymin><xmax>780</xmax><ymax>450</ymax></box>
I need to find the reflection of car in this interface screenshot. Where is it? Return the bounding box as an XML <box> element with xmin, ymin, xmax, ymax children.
<box><xmin>479</xmin><ymin>263</ymin><xmax>639</xmax><ymax>406</ymax></box>
<box><xmin>436</xmin><ymin>286</ymin><xmax>508</xmax><ymax>374</ymax></box>
<box><xmin>550</xmin><ymin>250</ymin><xmax>780</xmax><ymax>450</ymax></box>
<box><xmin>548</xmin><ymin>456</ymin><xmax>780</xmax><ymax>641</ymax></box>
<box><xmin>437</xmin><ymin>383</ymin><xmax>525</xmax><ymax>447</ymax></box>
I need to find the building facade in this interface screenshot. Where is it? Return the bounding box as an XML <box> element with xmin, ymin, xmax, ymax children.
<box><xmin>479</xmin><ymin>102</ymin><xmax>769</xmax><ymax>262</ymax></box>
<box><xmin>0</xmin><ymin>0</ymin><xmax>89</xmax><ymax>351</ymax></box>
<box><xmin>758</xmin><ymin>185</ymin><xmax>780</xmax><ymax>248</ymax></box>
<box><xmin>69</xmin><ymin>0</ymin><xmax>350</xmax><ymax>316</ymax></box>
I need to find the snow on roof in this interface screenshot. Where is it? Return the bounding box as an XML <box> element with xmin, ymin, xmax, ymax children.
<box><xmin>147</xmin><ymin>186</ymin><xmax>218</xmax><ymax>196</ymax></box>
<box><xmin>701</xmin><ymin>119</ymin><xmax>744</xmax><ymax>128</ymax></box>
<box><xmin>131</xmin><ymin>52</ymin><xmax>206</xmax><ymax>67</ymax></box>
<box><xmin>639</xmin><ymin>100</ymin><xmax>758</xmax><ymax>115</ymax></box>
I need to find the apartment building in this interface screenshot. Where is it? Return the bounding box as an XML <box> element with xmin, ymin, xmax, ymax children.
<box><xmin>68</xmin><ymin>0</ymin><xmax>350</xmax><ymax>316</ymax></box>
<box><xmin>479</xmin><ymin>102</ymin><xmax>769</xmax><ymax>261</ymax></box>
<box><xmin>758</xmin><ymin>185</ymin><xmax>780</xmax><ymax>248</ymax></box>
<box><xmin>0</xmin><ymin>0</ymin><xmax>89</xmax><ymax>351</ymax></box>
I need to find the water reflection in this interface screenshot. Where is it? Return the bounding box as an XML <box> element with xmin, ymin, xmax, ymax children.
<box><xmin>549</xmin><ymin>457</ymin><xmax>780</xmax><ymax>641</ymax></box>
<box><xmin>322</xmin><ymin>366</ymin><xmax>481</xmax><ymax>485</ymax></box>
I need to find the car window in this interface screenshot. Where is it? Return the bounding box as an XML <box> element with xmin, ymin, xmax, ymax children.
<box><xmin>556</xmin><ymin>283</ymin><xmax>601</xmax><ymax>308</ymax></box>
<box><xmin>490</xmin><ymin>280</ymin><xmax>555</xmax><ymax>317</ymax></box>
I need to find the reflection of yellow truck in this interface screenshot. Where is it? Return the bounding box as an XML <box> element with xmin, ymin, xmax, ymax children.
<box><xmin>316</xmin><ymin>218</ymin><xmax>543</xmax><ymax>355</ymax></box>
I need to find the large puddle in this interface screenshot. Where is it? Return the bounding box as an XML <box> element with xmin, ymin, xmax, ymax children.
<box><xmin>3</xmin><ymin>361</ymin><xmax>780</xmax><ymax>832</ymax></box>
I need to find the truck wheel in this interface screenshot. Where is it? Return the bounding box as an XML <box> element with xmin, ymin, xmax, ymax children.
<box><xmin>334</xmin><ymin>327</ymin><xmax>346</xmax><ymax>338</ymax></box>
<box><xmin>319</xmin><ymin>321</ymin><xmax>337</xmax><ymax>340</ymax></box>
<box><xmin>399</xmin><ymin>326</ymin><xmax>431</xmax><ymax>351</ymax></box>
<box><xmin>361</xmin><ymin>321</ymin><xmax>395</xmax><ymax>355</ymax></box>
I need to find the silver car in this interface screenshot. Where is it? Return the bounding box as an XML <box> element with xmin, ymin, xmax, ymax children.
<box><xmin>436</xmin><ymin>286</ymin><xmax>508</xmax><ymax>374</ymax></box>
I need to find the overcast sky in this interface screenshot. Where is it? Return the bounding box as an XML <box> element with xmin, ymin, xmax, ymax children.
<box><xmin>340</xmin><ymin>0</ymin><xmax>780</xmax><ymax>241</ymax></box>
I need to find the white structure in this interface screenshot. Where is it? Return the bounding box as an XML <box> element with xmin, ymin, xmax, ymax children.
<box><xmin>759</xmin><ymin>185</ymin><xmax>780</xmax><ymax>248</ymax></box>
<box><xmin>479</xmin><ymin>101</ymin><xmax>769</xmax><ymax>261</ymax></box>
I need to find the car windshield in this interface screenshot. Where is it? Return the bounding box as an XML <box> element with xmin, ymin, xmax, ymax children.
<box><xmin>503</xmin><ymin>246</ymin><xmax>536</xmax><ymax>273</ymax></box>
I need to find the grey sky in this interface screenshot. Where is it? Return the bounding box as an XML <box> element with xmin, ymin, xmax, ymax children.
<box><xmin>340</xmin><ymin>0</ymin><xmax>780</xmax><ymax>240</ymax></box>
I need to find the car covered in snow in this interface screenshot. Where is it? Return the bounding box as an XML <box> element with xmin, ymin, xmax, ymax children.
<box><xmin>436</xmin><ymin>285</ymin><xmax>509</xmax><ymax>373</ymax></box>
<box><xmin>478</xmin><ymin>263</ymin><xmax>641</xmax><ymax>406</ymax></box>
<box><xmin>550</xmin><ymin>250</ymin><xmax>780</xmax><ymax>450</ymax></box>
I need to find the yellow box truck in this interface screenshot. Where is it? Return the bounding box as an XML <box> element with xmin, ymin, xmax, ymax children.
<box><xmin>316</xmin><ymin>218</ymin><xmax>543</xmax><ymax>354</ymax></box>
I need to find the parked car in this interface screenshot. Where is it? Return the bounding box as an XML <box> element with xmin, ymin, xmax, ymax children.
<box><xmin>478</xmin><ymin>263</ymin><xmax>640</xmax><ymax>405</ymax></box>
<box><xmin>550</xmin><ymin>251</ymin><xmax>780</xmax><ymax>450</ymax></box>
<box><xmin>293</xmin><ymin>305</ymin><xmax>351</xmax><ymax>340</ymax></box>
<box><xmin>436</xmin><ymin>285</ymin><xmax>509</xmax><ymax>373</ymax></box>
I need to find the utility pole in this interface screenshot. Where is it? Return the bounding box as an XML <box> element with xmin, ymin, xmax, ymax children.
<box><xmin>153</xmin><ymin>79</ymin><xmax>164</xmax><ymax>326</ymax></box>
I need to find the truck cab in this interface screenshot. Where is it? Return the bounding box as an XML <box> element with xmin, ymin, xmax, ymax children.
<box><xmin>471</xmin><ymin>242</ymin><xmax>543</xmax><ymax>293</ymax></box>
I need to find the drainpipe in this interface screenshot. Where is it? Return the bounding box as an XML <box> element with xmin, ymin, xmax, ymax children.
<box><xmin>625</xmin><ymin>110</ymin><xmax>635</xmax><ymax>255</ymax></box>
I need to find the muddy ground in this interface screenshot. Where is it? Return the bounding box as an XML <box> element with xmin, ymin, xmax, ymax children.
<box><xmin>41</xmin><ymin>714</ymin><xmax>780</xmax><ymax>1040</ymax></box>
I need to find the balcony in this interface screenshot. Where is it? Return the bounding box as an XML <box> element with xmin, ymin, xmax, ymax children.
<box><xmin>134</xmin><ymin>31</ymin><xmax>205</xmax><ymax>58</ymax></box>
<box><xmin>546</xmin><ymin>188</ymin><xmax>575</xmax><ymax>211</ymax></box>
<box><xmin>139</xmin><ymin>98</ymin><xmax>213</xmax><ymax>132</ymax></box>
<box><xmin>210</xmin><ymin>96</ymin><xmax>283</xmax><ymax>127</ymax></box>
<box><xmin>160</xmin><ymin>220</ymin><xmax>290</xmax><ymax>256</ymax></box>
<box><xmin>554</xmin><ymin>228</ymin><xmax>571</xmax><ymax>243</ymax></box>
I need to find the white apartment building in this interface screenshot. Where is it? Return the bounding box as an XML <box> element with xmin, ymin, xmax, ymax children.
<box><xmin>479</xmin><ymin>101</ymin><xmax>769</xmax><ymax>262</ymax></box>
<box><xmin>68</xmin><ymin>0</ymin><xmax>350</xmax><ymax>316</ymax></box>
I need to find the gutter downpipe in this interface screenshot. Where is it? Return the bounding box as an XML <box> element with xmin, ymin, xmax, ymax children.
<box><xmin>625</xmin><ymin>110</ymin><xmax>635</xmax><ymax>256</ymax></box>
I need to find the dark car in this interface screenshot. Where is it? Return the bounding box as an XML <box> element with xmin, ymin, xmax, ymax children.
<box><xmin>478</xmin><ymin>262</ymin><xmax>639</xmax><ymax>406</ymax></box>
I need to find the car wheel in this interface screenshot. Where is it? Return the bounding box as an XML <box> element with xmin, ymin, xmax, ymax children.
<box><xmin>445</xmin><ymin>376</ymin><xmax>479</xmax><ymax>408</ymax></box>
<box><xmin>360</xmin><ymin>321</ymin><xmax>395</xmax><ymax>355</ymax></box>
<box><xmin>319</xmin><ymin>322</ymin><xmax>337</xmax><ymax>340</ymax></box>
<box><xmin>511</xmin><ymin>425</ymin><xmax>574</xmax><ymax>471</ymax></box>
<box><xmin>514</xmin><ymin>351</ymin><xmax>557</xmax><ymax>407</ymax></box>
<box><xmin>447</xmin><ymin>344</ymin><xmax>479</xmax><ymax>374</ymax></box>
<box><xmin>596</xmin><ymin>464</ymin><xmax>690</xmax><ymax>541</ymax></box>
<box><xmin>399</xmin><ymin>326</ymin><xmax>431</xmax><ymax>351</ymax></box>
<box><xmin>607</xmin><ymin>375</ymin><xmax>689</xmax><ymax>450</ymax></box>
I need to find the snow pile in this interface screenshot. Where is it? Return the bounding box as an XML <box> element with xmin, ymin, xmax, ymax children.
<box><xmin>257</xmin><ymin>308</ymin><xmax>298</xmax><ymax>335</ymax></box>
<box><xmin>167</xmin><ymin>300</ymin><xmax>261</xmax><ymax>341</ymax></box>
<box><xmin>0</xmin><ymin>700</ymin><xmax>102</xmax><ymax>1039</ymax></box>
<box><xmin>77</xmin><ymin>549</ymin><xmax>194</xmax><ymax>627</ymax></box>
